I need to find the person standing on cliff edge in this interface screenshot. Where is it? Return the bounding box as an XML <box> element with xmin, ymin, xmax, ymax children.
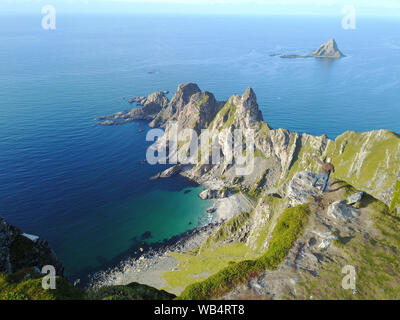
<box><xmin>312</xmin><ymin>156</ymin><xmax>335</xmax><ymax>193</ymax></box>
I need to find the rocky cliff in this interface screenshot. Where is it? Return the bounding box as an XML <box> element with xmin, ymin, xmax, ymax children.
<box><xmin>180</xmin><ymin>175</ymin><xmax>400</xmax><ymax>300</ymax></box>
<box><xmin>170</xmin><ymin>85</ymin><xmax>397</xmax><ymax>209</ymax></box>
<box><xmin>0</xmin><ymin>216</ymin><xmax>176</xmax><ymax>300</ymax></box>
<box><xmin>97</xmin><ymin>83</ymin><xmax>399</xmax><ymax>213</ymax></box>
<box><xmin>92</xmin><ymin>83</ymin><xmax>400</xmax><ymax>300</ymax></box>
<box><xmin>0</xmin><ymin>217</ymin><xmax>63</xmax><ymax>275</ymax></box>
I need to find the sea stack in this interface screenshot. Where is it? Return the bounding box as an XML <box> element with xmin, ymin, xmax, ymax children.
<box><xmin>310</xmin><ymin>38</ymin><xmax>345</xmax><ymax>58</ymax></box>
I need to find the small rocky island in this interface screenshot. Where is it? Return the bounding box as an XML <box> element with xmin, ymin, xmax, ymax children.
<box><xmin>310</xmin><ymin>38</ymin><xmax>345</xmax><ymax>58</ymax></box>
<box><xmin>280</xmin><ymin>38</ymin><xmax>345</xmax><ymax>59</ymax></box>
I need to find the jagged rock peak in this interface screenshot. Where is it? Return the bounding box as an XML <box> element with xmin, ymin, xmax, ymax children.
<box><xmin>242</xmin><ymin>87</ymin><xmax>257</xmax><ymax>107</ymax></box>
<box><xmin>311</xmin><ymin>38</ymin><xmax>345</xmax><ymax>58</ymax></box>
<box><xmin>174</xmin><ymin>83</ymin><xmax>201</xmax><ymax>101</ymax></box>
<box><xmin>146</xmin><ymin>91</ymin><xmax>169</xmax><ymax>105</ymax></box>
<box><xmin>239</xmin><ymin>87</ymin><xmax>264</xmax><ymax>124</ymax></box>
<box><xmin>175</xmin><ymin>90</ymin><xmax>222</xmax><ymax>133</ymax></box>
<box><xmin>149</xmin><ymin>83</ymin><xmax>201</xmax><ymax>128</ymax></box>
<box><xmin>168</xmin><ymin>83</ymin><xmax>202</xmax><ymax>113</ymax></box>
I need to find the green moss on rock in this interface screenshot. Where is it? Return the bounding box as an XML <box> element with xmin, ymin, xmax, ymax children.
<box><xmin>211</xmin><ymin>211</ymin><xmax>251</xmax><ymax>242</ymax></box>
<box><xmin>1</xmin><ymin>269</ymin><xmax>175</xmax><ymax>301</ymax></box>
<box><xmin>248</xmin><ymin>169</ymin><xmax>269</xmax><ymax>199</ymax></box>
<box><xmin>0</xmin><ymin>269</ymin><xmax>84</xmax><ymax>300</ymax></box>
<box><xmin>390</xmin><ymin>180</ymin><xmax>400</xmax><ymax>213</ymax></box>
<box><xmin>195</xmin><ymin>94</ymin><xmax>210</xmax><ymax>109</ymax></box>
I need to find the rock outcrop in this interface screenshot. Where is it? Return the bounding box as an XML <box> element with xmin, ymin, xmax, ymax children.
<box><xmin>198</xmin><ymin>188</ymin><xmax>227</xmax><ymax>200</ymax></box>
<box><xmin>0</xmin><ymin>217</ymin><xmax>63</xmax><ymax>275</ymax></box>
<box><xmin>347</xmin><ymin>191</ymin><xmax>364</xmax><ymax>205</ymax></box>
<box><xmin>327</xmin><ymin>200</ymin><xmax>360</xmax><ymax>221</ymax></box>
<box><xmin>173</xmin><ymin>91</ymin><xmax>223</xmax><ymax>134</ymax></box>
<box><xmin>149</xmin><ymin>83</ymin><xmax>203</xmax><ymax>128</ymax></box>
<box><xmin>159</xmin><ymin>164</ymin><xmax>183</xmax><ymax>178</ymax></box>
<box><xmin>96</xmin><ymin>91</ymin><xmax>169</xmax><ymax>125</ymax></box>
<box><xmin>287</xmin><ymin>171</ymin><xmax>320</xmax><ymax>206</ymax></box>
<box><xmin>128</xmin><ymin>91</ymin><xmax>169</xmax><ymax>105</ymax></box>
<box><xmin>207</xmin><ymin>87</ymin><xmax>263</xmax><ymax>132</ymax></box>
<box><xmin>310</xmin><ymin>38</ymin><xmax>345</xmax><ymax>58</ymax></box>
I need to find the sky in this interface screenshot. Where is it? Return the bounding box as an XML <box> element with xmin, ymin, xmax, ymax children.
<box><xmin>1</xmin><ymin>0</ymin><xmax>399</xmax><ymax>16</ymax></box>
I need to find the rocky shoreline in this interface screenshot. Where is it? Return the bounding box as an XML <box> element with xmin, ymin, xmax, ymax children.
<box><xmin>151</xmin><ymin>164</ymin><xmax>254</xmax><ymax>221</ymax></box>
<box><xmin>84</xmin><ymin>152</ymin><xmax>257</xmax><ymax>291</ymax></box>
<box><xmin>87</xmin><ymin>221</ymin><xmax>222</xmax><ymax>294</ymax></box>
<box><xmin>96</xmin><ymin>90</ymin><xmax>170</xmax><ymax>125</ymax></box>
<box><xmin>85</xmin><ymin>163</ymin><xmax>253</xmax><ymax>292</ymax></box>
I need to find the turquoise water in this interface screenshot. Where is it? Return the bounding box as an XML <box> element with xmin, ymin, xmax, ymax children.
<box><xmin>0</xmin><ymin>14</ymin><xmax>399</xmax><ymax>280</ymax></box>
<box><xmin>59</xmin><ymin>183</ymin><xmax>212</xmax><ymax>277</ymax></box>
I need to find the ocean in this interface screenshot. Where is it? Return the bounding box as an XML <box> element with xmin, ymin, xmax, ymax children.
<box><xmin>0</xmin><ymin>13</ymin><xmax>399</xmax><ymax>280</ymax></box>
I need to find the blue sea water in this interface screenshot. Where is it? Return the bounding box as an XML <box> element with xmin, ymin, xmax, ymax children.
<box><xmin>0</xmin><ymin>14</ymin><xmax>399</xmax><ymax>280</ymax></box>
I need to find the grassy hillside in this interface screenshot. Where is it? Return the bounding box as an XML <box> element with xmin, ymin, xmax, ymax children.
<box><xmin>0</xmin><ymin>268</ymin><xmax>175</xmax><ymax>300</ymax></box>
<box><xmin>178</xmin><ymin>204</ymin><xmax>310</xmax><ymax>300</ymax></box>
<box><xmin>177</xmin><ymin>179</ymin><xmax>400</xmax><ymax>300</ymax></box>
<box><xmin>0</xmin><ymin>268</ymin><xmax>84</xmax><ymax>300</ymax></box>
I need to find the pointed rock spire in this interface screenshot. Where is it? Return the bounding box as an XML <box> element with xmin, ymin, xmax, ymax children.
<box><xmin>311</xmin><ymin>38</ymin><xmax>345</xmax><ymax>58</ymax></box>
<box><xmin>240</xmin><ymin>87</ymin><xmax>263</xmax><ymax>124</ymax></box>
<box><xmin>149</xmin><ymin>83</ymin><xmax>201</xmax><ymax>127</ymax></box>
<box><xmin>242</xmin><ymin>87</ymin><xmax>257</xmax><ymax>109</ymax></box>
